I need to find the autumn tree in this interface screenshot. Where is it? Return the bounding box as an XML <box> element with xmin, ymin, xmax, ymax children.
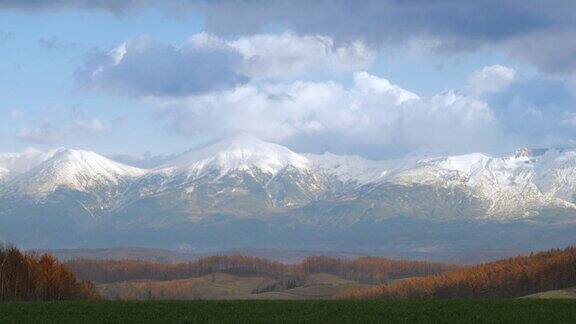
<box><xmin>0</xmin><ymin>244</ymin><xmax>98</xmax><ymax>301</ymax></box>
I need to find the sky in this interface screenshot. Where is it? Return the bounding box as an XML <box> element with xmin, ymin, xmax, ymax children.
<box><xmin>1</xmin><ymin>0</ymin><xmax>576</xmax><ymax>161</ymax></box>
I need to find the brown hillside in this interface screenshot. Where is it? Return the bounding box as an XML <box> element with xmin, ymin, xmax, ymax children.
<box><xmin>342</xmin><ymin>246</ymin><xmax>576</xmax><ymax>299</ymax></box>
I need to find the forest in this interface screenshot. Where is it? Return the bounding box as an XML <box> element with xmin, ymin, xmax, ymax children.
<box><xmin>343</xmin><ymin>246</ymin><xmax>576</xmax><ymax>299</ymax></box>
<box><xmin>4</xmin><ymin>244</ymin><xmax>576</xmax><ymax>301</ymax></box>
<box><xmin>0</xmin><ymin>245</ymin><xmax>97</xmax><ymax>301</ymax></box>
<box><xmin>66</xmin><ymin>255</ymin><xmax>456</xmax><ymax>284</ymax></box>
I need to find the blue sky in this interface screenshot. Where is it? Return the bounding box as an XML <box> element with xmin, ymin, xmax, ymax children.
<box><xmin>0</xmin><ymin>9</ymin><xmax>205</xmax><ymax>155</ymax></box>
<box><xmin>1</xmin><ymin>1</ymin><xmax>576</xmax><ymax>160</ymax></box>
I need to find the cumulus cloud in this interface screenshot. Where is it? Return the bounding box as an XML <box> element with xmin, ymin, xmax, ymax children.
<box><xmin>77</xmin><ymin>32</ymin><xmax>374</xmax><ymax>97</ymax></box>
<box><xmin>227</xmin><ymin>32</ymin><xmax>375</xmax><ymax>78</ymax></box>
<box><xmin>153</xmin><ymin>71</ymin><xmax>499</xmax><ymax>157</ymax></box>
<box><xmin>76</xmin><ymin>36</ymin><xmax>248</xmax><ymax>97</ymax></box>
<box><xmin>466</xmin><ymin>65</ymin><xmax>516</xmax><ymax>96</ymax></box>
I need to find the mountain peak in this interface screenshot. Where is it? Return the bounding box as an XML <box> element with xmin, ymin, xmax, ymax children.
<box><xmin>5</xmin><ymin>148</ymin><xmax>146</xmax><ymax>196</ymax></box>
<box><xmin>160</xmin><ymin>135</ymin><xmax>309</xmax><ymax>176</ymax></box>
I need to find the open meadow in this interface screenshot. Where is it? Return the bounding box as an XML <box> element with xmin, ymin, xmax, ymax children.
<box><xmin>2</xmin><ymin>299</ymin><xmax>576</xmax><ymax>324</ymax></box>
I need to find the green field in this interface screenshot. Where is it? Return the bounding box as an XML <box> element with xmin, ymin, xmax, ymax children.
<box><xmin>2</xmin><ymin>299</ymin><xmax>576</xmax><ymax>323</ymax></box>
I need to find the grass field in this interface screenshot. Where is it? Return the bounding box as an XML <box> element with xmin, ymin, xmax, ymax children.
<box><xmin>2</xmin><ymin>299</ymin><xmax>576</xmax><ymax>323</ymax></box>
<box><xmin>97</xmin><ymin>272</ymin><xmax>370</xmax><ymax>300</ymax></box>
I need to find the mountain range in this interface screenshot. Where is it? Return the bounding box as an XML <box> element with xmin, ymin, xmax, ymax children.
<box><xmin>2</xmin><ymin>135</ymin><xmax>576</xmax><ymax>258</ymax></box>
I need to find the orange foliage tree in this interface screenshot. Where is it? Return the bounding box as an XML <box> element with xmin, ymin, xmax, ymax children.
<box><xmin>343</xmin><ymin>246</ymin><xmax>576</xmax><ymax>299</ymax></box>
<box><xmin>0</xmin><ymin>244</ymin><xmax>97</xmax><ymax>301</ymax></box>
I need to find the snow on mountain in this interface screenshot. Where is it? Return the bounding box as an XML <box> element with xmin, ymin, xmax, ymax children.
<box><xmin>3</xmin><ymin>149</ymin><xmax>147</xmax><ymax>197</ymax></box>
<box><xmin>305</xmin><ymin>152</ymin><xmax>392</xmax><ymax>184</ymax></box>
<box><xmin>531</xmin><ymin>149</ymin><xmax>576</xmax><ymax>201</ymax></box>
<box><xmin>4</xmin><ymin>138</ymin><xmax>576</xmax><ymax>221</ymax></box>
<box><xmin>389</xmin><ymin>149</ymin><xmax>576</xmax><ymax>217</ymax></box>
<box><xmin>0</xmin><ymin>167</ymin><xmax>9</xmax><ymax>182</ymax></box>
<box><xmin>158</xmin><ymin>135</ymin><xmax>310</xmax><ymax>177</ymax></box>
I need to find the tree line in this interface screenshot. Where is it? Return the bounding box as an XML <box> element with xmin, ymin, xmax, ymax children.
<box><xmin>343</xmin><ymin>246</ymin><xmax>576</xmax><ymax>299</ymax></box>
<box><xmin>66</xmin><ymin>254</ymin><xmax>456</xmax><ymax>284</ymax></box>
<box><xmin>0</xmin><ymin>244</ymin><xmax>97</xmax><ymax>301</ymax></box>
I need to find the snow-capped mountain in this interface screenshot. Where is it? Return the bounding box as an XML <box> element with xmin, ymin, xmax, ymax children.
<box><xmin>4</xmin><ymin>140</ymin><xmax>576</xmax><ymax>219</ymax></box>
<box><xmin>120</xmin><ymin>136</ymin><xmax>323</xmax><ymax>215</ymax></box>
<box><xmin>1</xmin><ymin>149</ymin><xmax>146</xmax><ymax>198</ymax></box>
<box><xmin>384</xmin><ymin>148</ymin><xmax>576</xmax><ymax>218</ymax></box>
<box><xmin>3</xmin><ymin>138</ymin><xmax>576</xmax><ymax>251</ymax></box>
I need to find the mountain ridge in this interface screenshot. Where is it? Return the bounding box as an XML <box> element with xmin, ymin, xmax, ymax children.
<box><xmin>2</xmin><ymin>137</ymin><xmax>576</xmax><ymax>251</ymax></box>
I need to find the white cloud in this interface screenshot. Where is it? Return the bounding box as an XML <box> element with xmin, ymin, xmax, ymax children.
<box><xmin>352</xmin><ymin>71</ymin><xmax>419</xmax><ymax>104</ymax></box>
<box><xmin>155</xmin><ymin>72</ymin><xmax>498</xmax><ymax>157</ymax></box>
<box><xmin>228</xmin><ymin>31</ymin><xmax>375</xmax><ymax>78</ymax></box>
<box><xmin>466</xmin><ymin>65</ymin><xmax>516</xmax><ymax>96</ymax></box>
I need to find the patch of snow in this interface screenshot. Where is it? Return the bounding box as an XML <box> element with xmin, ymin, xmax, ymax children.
<box><xmin>0</xmin><ymin>167</ymin><xmax>9</xmax><ymax>182</ymax></box>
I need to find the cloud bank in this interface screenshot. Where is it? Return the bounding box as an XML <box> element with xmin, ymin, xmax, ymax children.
<box><xmin>154</xmin><ymin>71</ymin><xmax>499</xmax><ymax>157</ymax></box>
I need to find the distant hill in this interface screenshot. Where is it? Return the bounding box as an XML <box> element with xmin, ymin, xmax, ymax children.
<box><xmin>43</xmin><ymin>246</ymin><xmax>522</xmax><ymax>264</ymax></box>
<box><xmin>43</xmin><ymin>247</ymin><xmax>199</xmax><ymax>263</ymax></box>
<box><xmin>344</xmin><ymin>246</ymin><xmax>576</xmax><ymax>299</ymax></box>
